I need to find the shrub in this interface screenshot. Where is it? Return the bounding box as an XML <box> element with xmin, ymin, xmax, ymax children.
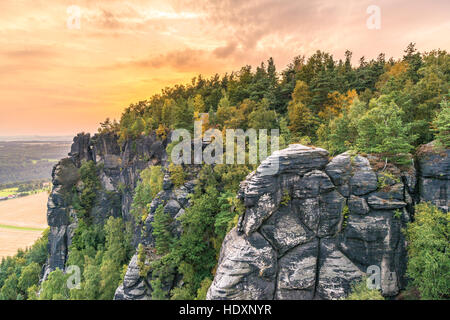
<box><xmin>341</xmin><ymin>205</ymin><xmax>350</xmax><ymax>229</ymax></box>
<box><xmin>196</xmin><ymin>278</ymin><xmax>212</xmax><ymax>300</ymax></box>
<box><xmin>432</xmin><ymin>97</ymin><xmax>450</xmax><ymax>148</ymax></box>
<box><xmin>280</xmin><ymin>189</ymin><xmax>291</xmax><ymax>206</ymax></box>
<box><xmin>345</xmin><ymin>277</ymin><xmax>385</xmax><ymax>300</ymax></box>
<box><xmin>405</xmin><ymin>202</ymin><xmax>449</xmax><ymax>299</ymax></box>
<box><xmin>169</xmin><ymin>163</ymin><xmax>185</xmax><ymax>188</ymax></box>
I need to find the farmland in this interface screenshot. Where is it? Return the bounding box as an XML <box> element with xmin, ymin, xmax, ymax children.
<box><xmin>0</xmin><ymin>140</ymin><xmax>71</xmax><ymax>185</ymax></box>
<box><xmin>0</xmin><ymin>192</ymin><xmax>48</xmax><ymax>258</ymax></box>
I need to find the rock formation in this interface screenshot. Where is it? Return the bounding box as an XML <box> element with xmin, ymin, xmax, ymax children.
<box><xmin>207</xmin><ymin>144</ymin><xmax>449</xmax><ymax>300</ymax></box>
<box><xmin>43</xmin><ymin>133</ymin><xmax>449</xmax><ymax>300</ymax></box>
<box><xmin>43</xmin><ymin>132</ymin><xmax>169</xmax><ymax>279</ymax></box>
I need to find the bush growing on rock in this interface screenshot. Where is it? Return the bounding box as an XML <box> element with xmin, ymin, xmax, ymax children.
<box><xmin>345</xmin><ymin>277</ymin><xmax>385</xmax><ymax>300</ymax></box>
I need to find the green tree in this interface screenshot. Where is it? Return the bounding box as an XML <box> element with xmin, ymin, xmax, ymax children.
<box><xmin>195</xmin><ymin>277</ymin><xmax>212</xmax><ymax>300</ymax></box>
<box><xmin>75</xmin><ymin>161</ymin><xmax>101</xmax><ymax>220</ymax></box>
<box><xmin>162</xmin><ymin>98</ymin><xmax>177</xmax><ymax>127</ymax></box>
<box><xmin>18</xmin><ymin>262</ymin><xmax>40</xmax><ymax>295</ymax></box>
<box><xmin>70</xmin><ymin>257</ymin><xmax>101</xmax><ymax>300</ymax></box>
<box><xmin>130</xmin><ymin>166</ymin><xmax>164</xmax><ymax>223</ymax></box>
<box><xmin>0</xmin><ymin>273</ymin><xmax>19</xmax><ymax>300</ymax></box>
<box><xmin>99</xmin><ymin>217</ymin><xmax>133</xmax><ymax>299</ymax></box>
<box><xmin>248</xmin><ymin>98</ymin><xmax>277</xmax><ymax>130</ymax></box>
<box><xmin>168</xmin><ymin>163</ymin><xmax>185</xmax><ymax>188</ymax></box>
<box><xmin>317</xmin><ymin>98</ymin><xmax>366</xmax><ymax>154</ymax></box>
<box><xmin>287</xmin><ymin>80</ymin><xmax>317</xmax><ymax>140</ymax></box>
<box><xmin>39</xmin><ymin>269</ymin><xmax>70</xmax><ymax>300</ymax></box>
<box><xmin>174</xmin><ymin>98</ymin><xmax>194</xmax><ymax>131</ymax></box>
<box><xmin>152</xmin><ymin>205</ymin><xmax>175</xmax><ymax>255</ymax></box>
<box><xmin>356</xmin><ymin>96</ymin><xmax>416</xmax><ymax>161</ymax></box>
<box><xmin>215</xmin><ymin>92</ymin><xmax>233</xmax><ymax>129</ymax></box>
<box><xmin>432</xmin><ymin>96</ymin><xmax>450</xmax><ymax>148</ymax></box>
<box><xmin>405</xmin><ymin>203</ymin><xmax>449</xmax><ymax>300</ymax></box>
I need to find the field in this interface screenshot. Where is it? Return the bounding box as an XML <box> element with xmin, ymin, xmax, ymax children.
<box><xmin>0</xmin><ymin>188</ymin><xmax>18</xmax><ymax>197</ymax></box>
<box><xmin>0</xmin><ymin>192</ymin><xmax>48</xmax><ymax>258</ymax></box>
<box><xmin>0</xmin><ymin>140</ymin><xmax>71</xmax><ymax>185</ymax></box>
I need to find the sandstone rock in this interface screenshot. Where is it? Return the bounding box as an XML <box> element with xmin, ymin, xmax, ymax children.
<box><xmin>43</xmin><ymin>133</ymin><xmax>448</xmax><ymax>300</ymax></box>
<box><xmin>419</xmin><ymin>178</ymin><xmax>449</xmax><ymax>211</ymax></box>
<box><xmin>416</xmin><ymin>142</ymin><xmax>449</xmax><ymax>212</ymax></box>
<box><xmin>350</xmin><ymin>170</ymin><xmax>378</xmax><ymax>196</ymax></box>
<box><xmin>317</xmin><ymin>239</ymin><xmax>363</xmax><ymax>300</ymax></box>
<box><xmin>260</xmin><ymin>203</ymin><xmax>314</xmax><ymax>254</ymax></box>
<box><xmin>275</xmin><ymin>240</ymin><xmax>318</xmax><ymax>300</ymax></box>
<box><xmin>348</xmin><ymin>195</ymin><xmax>370</xmax><ymax>215</ymax></box>
<box><xmin>52</xmin><ymin>158</ymin><xmax>79</xmax><ymax>190</ymax></box>
<box><xmin>207</xmin><ymin>228</ymin><xmax>277</xmax><ymax>300</ymax></box>
<box><xmin>417</xmin><ymin>142</ymin><xmax>450</xmax><ymax>179</ymax></box>
<box><xmin>114</xmin><ymin>254</ymin><xmax>150</xmax><ymax>300</ymax></box>
<box><xmin>69</xmin><ymin>133</ymin><xmax>93</xmax><ymax>167</ymax></box>
<box><xmin>367</xmin><ymin>195</ymin><xmax>406</xmax><ymax>210</ymax></box>
<box><xmin>208</xmin><ymin>144</ymin><xmax>412</xmax><ymax>300</ymax></box>
<box><xmin>325</xmin><ymin>153</ymin><xmax>352</xmax><ymax>186</ymax></box>
<box><xmin>45</xmin><ymin>132</ymin><xmax>169</xmax><ymax>280</ymax></box>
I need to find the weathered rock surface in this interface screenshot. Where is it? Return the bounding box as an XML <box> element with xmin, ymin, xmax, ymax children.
<box><xmin>207</xmin><ymin>144</ymin><xmax>424</xmax><ymax>300</ymax></box>
<box><xmin>114</xmin><ymin>254</ymin><xmax>150</xmax><ymax>300</ymax></box>
<box><xmin>44</xmin><ymin>133</ymin><xmax>449</xmax><ymax>300</ymax></box>
<box><xmin>417</xmin><ymin>142</ymin><xmax>449</xmax><ymax>212</ymax></box>
<box><xmin>114</xmin><ymin>175</ymin><xmax>198</xmax><ymax>300</ymax></box>
<box><xmin>43</xmin><ymin>132</ymin><xmax>169</xmax><ymax>278</ymax></box>
<box><xmin>206</xmin><ymin>228</ymin><xmax>277</xmax><ymax>300</ymax></box>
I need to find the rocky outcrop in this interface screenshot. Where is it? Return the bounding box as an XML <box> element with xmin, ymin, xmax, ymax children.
<box><xmin>417</xmin><ymin>142</ymin><xmax>449</xmax><ymax>212</ymax></box>
<box><xmin>44</xmin><ymin>133</ymin><xmax>449</xmax><ymax>300</ymax></box>
<box><xmin>114</xmin><ymin>177</ymin><xmax>197</xmax><ymax>300</ymax></box>
<box><xmin>207</xmin><ymin>145</ymin><xmax>420</xmax><ymax>300</ymax></box>
<box><xmin>43</xmin><ymin>132</ymin><xmax>169</xmax><ymax>278</ymax></box>
<box><xmin>113</xmin><ymin>254</ymin><xmax>150</xmax><ymax>300</ymax></box>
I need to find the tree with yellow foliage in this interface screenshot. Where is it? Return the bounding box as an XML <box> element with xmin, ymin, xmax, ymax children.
<box><xmin>319</xmin><ymin>90</ymin><xmax>357</xmax><ymax>121</ymax></box>
<box><xmin>287</xmin><ymin>81</ymin><xmax>317</xmax><ymax>139</ymax></box>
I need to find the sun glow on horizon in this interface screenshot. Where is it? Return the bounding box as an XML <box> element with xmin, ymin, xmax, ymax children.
<box><xmin>0</xmin><ymin>0</ymin><xmax>449</xmax><ymax>136</ymax></box>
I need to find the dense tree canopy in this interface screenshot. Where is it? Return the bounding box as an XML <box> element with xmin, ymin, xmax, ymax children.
<box><xmin>107</xmin><ymin>43</ymin><xmax>448</xmax><ymax>164</ymax></box>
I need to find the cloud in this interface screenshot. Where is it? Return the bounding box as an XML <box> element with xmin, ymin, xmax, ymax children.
<box><xmin>2</xmin><ymin>48</ymin><xmax>57</xmax><ymax>59</ymax></box>
<box><xmin>0</xmin><ymin>0</ymin><xmax>449</xmax><ymax>135</ymax></box>
<box><xmin>130</xmin><ymin>48</ymin><xmax>219</xmax><ymax>73</ymax></box>
<box><xmin>213</xmin><ymin>41</ymin><xmax>238</xmax><ymax>58</ymax></box>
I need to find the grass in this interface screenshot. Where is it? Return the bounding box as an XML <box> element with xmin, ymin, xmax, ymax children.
<box><xmin>0</xmin><ymin>224</ymin><xmax>45</xmax><ymax>232</ymax></box>
<box><xmin>31</xmin><ymin>158</ymin><xmax>58</xmax><ymax>164</ymax></box>
<box><xmin>0</xmin><ymin>188</ymin><xmax>18</xmax><ymax>197</ymax></box>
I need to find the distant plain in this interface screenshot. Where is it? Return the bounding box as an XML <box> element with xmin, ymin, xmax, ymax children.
<box><xmin>0</xmin><ymin>192</ymin><xmax>48</xmax><ymax>258</ymax></box>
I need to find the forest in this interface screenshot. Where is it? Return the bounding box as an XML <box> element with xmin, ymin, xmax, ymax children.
<box><xmin>0</xmin><ymin>43</ymin><xmax>448</xmax><ymax>300</ymax></box>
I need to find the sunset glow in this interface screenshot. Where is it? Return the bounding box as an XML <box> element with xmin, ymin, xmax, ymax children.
<box><xmin>0</xmin><ymin>0</ymin><xmax>449</xmax><ymax>136</ymax></box>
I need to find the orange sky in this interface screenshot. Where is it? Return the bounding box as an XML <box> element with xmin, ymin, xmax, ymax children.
<box><xmin>0</xmin><ymin>0</ymin><xmax>449</xmax><ymax>136</ymax></box>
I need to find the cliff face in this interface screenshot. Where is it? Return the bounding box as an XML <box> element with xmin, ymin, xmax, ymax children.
<box><xmin>114</xmin><ymin>177</ymin><xmax>197</xmax><ymax>300</ymax></box>
<box><xmin>44</xmin><ymin>132</ymin><xmax>169</xmax><ymax>279</ymax></box>
<box><xmin>207</xmin><ymin>144</ymin><xmax>449</xmax><ymax>300</ymax></box>
<box><xmin>44</xmin><ymin>134</ymin><xmax>449</xmax><ymax>300</ymax></box>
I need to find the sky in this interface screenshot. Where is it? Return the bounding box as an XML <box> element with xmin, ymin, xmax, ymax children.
<box><xmin>0</xmin><ymin>0</ymin><xmax>449</xmax><ymax>136</ymax></box>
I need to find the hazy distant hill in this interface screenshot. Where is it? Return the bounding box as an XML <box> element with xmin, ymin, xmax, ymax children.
<box><xmin>0</xmin><ymin>136</ymin><xmax>73</xmax><ymax>142</ymax></box>
<box><xmin>0</xmin><ymin>141</ymin><xmax>71</xmax><ymax>185</ymax></box>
